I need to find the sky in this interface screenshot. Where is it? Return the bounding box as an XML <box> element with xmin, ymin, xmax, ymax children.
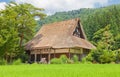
<box><xmin>0</xmin><ymin>0</ymin><xmax>120</xmax><ymax>15</ymax></box>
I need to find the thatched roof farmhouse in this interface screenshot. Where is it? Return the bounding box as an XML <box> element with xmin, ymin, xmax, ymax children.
<box><xmin>25</xmin><ymin>18</ymin><xmax>95</xmax><ymax>63</ymax></box>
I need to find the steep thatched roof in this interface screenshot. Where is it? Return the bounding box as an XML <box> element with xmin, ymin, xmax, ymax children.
<box><xmin>25</xmin><ymin>18</ymin><xmax>95</xmax><ymax>50</ymax></box>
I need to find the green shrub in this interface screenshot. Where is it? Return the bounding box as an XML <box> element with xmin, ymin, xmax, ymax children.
<box><xmin>85</xmin><ymin>53</ymin><xmax>93</xmax><ymax>62</ymax></box>
<box><xmin>99</xmin><ymin>50</ymin><xmax>116</xmax><ymax>64</ymax></box>
<box><xmin>81</xmin><ymin>58</ymin><xmax>86</xmax><ymax>63</ymax></box>
<box><xmin>60</xmin><ymin>55</ymin><xmax>68</xmax><ymax>64</ymax></box>
<box><xmin>16</xmin><ymin>49</ymin><xmax>29</xmax><ymax>63</ymax></box>
<box><xmin>72</xmin><ymin>55</ymin><xmax>79</xmax><ymax>63</ymax></box>
<box><xmin>67</xmin><ymin>59</ymin><xmax>74</xmax><ymax>64</ymax></box>
<box><xmin>50</xmin><ymin>58</ymin><xmax>62</xmax><ymax>64</ymax></box>
<box><xmin>0</xmin><ymin>59</ymin><xmax>7</xmax><ymax>65</ymax></box>
<box><xmin>116</xmin><ymin>50</ymin><xmax>120</xmax><ymax>63</ymax></box>
<box><xmin>20</xmin><ymin>53</ymin><xmax>29</xmax><ymax>63</ymax></box>
<box><xmin>12</xmin><ymin>59</ymin><xmax>22</xmax><ymax>65</ymax></box>
<box><xmin>81</xmin><ymin>58</ymin><xmax>92</xmax><ymax>64</ymax></box>
<box><xmin>86</xmin><ymin>48</ymin><xmax>116</xmax><ymax>64</ymax></box>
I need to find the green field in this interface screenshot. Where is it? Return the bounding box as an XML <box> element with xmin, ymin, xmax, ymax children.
<box><xmin>0</xmin><ymin>64</ymin><xmax>120</xmax><ymax>77</ymax></box>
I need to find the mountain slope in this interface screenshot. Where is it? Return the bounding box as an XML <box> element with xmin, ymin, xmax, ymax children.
<box><xmin>37</xmin><ymin>4</ymin><xmax>120</xmax><ymax>41</ymax></box>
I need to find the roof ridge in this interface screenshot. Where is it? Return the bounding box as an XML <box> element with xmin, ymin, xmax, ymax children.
<box><xmin>43</xmin><ymin>18</ymin><xmax>80</xmax><ymax>26</ymax></box>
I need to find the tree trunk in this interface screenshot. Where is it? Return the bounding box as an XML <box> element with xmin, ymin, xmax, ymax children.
<box><xmin>9</xmin><ymin>53</ymin><xmax>12</xmax><ymax>63</ymax></box>
<box><xmin>20</xmin><ymin>33</ymin><xmax>24</xmax><ymax>47</ymax></box>
<box><xmin>5</xmin><ymin>53</ymin><xmax>9</xmax><ymax>63</ymax></box>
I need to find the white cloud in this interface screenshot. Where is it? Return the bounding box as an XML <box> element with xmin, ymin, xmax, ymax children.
<box><xmin>0</xmin><ymin>2</ymin><xmax>7</xmax><ymax>10</ymax></box>
<box><xmin>15</xmin><ymin>0</ymin><xmax>109</xmax><ymax>15</ymax></box>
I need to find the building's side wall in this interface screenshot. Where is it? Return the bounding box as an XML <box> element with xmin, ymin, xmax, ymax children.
<box><xmin>29</xmin><ymin>48</ymin><xmax>90</xmax><ymax>63</ymax></box>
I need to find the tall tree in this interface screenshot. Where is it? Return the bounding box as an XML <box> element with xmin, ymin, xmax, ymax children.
<box><xmin>86</xmin><ymin>25</ymin><xmax>116</xmax><ymax>63</ymax></box>
<box><xmin>6</xmin><ymin>2</ymin><xmax>46</xmax><ymax>47</ymax></box>
<box><xmin>0</xmin><ymin>2</ymin><xmax>46</xmax><ymax>62</ymax></box>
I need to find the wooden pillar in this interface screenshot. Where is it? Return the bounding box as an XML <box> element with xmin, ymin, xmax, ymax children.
<box><xmin>81</xmin><ymin>48</ymin><xmax>84</xmax><ymax>58</ymax></box>
<box><xmin>79</xmin><ymin>49</ymin><xmax>82</xmax><ymax>61</ymax></box>
<box><xmin>48</xmin><ymin>49</ymin><xmax>51</xmax><ymax>64</ymax></box>
<box><xmin>79</xmin><ymin>53</ymin><xmax>81</xmax><ymax>61</ymax></box>
<box><xmin>34</xmin><ymin>53</ymin><xmax>37</xmax><ymax>62</ymax></box>
<box><xmin>74</xmin><ymin>48</ymin><xmax>76</xmax><ymax>56</ymax></box>
<box><xmin>40</xmin><ymin>50</ymin><xmax>42</xmax><ymax>61</ymax></box>
<box><xmin>69</xmin><ymin>48</ymin><xmax>71</xmax><ymax>59</ymax></box>
<box><xmin>54</xmin><ymin>49</ymin><xmax>55</xmax><ymax>58</ymax></box>
<box><xmin>28</xmin><ymin>51</ymin><xmax>31</xmax><ymax>62</ymax></box>
<box><xmin>81</xmin><ymin>48</ymin><xmax>83</xmax><ymax>54</ymax></box>
<box><xmin>29</xmin><ymin>54</ymin><xmax>31</xmax><ymax>62</ymax></box>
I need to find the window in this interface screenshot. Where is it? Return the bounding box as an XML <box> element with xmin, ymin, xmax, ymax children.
<box><xmin>73</xmin><ymin>24</ymin><xmax>81</xmax><ymax>37</ymax></box>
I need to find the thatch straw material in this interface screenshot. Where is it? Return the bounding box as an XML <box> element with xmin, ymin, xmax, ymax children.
<box><xmin>25</xmin><ymin>18</ymin><xmax>95</xmax><ymax>50</ymax></box>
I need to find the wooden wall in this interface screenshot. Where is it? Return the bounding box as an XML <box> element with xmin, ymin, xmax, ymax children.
<box><xmin>29</xmin><ymin>48</ymin><xmax>90</xmax><ymax>63</ymax></box>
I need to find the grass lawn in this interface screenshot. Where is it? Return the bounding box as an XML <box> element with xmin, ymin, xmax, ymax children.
<box><xmin>0</xmin><ymin>64</ymin><xmax>120</xmax><ymax>77</ymax></box>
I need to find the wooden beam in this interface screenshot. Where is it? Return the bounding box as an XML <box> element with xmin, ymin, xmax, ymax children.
<box><xmin>69</xmin><ymin>48</ymin><xmax>71</xmax><ymax>59</ymax></box>
<box><xmin>48</xmin><ymin>49</ymin><xmax>51</xmax><ymax>64</ymax></box>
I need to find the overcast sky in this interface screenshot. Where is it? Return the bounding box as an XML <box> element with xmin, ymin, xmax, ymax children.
<box><xmin>0</xmin><ymin>0</ymin><xmax>120</xmax><ymax>15</ymax></box>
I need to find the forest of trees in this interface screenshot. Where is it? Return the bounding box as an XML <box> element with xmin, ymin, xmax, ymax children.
<box><xmin>0</xmin><ymin>1</ymin><xmax>120</xmax><ymax>64</ymax></box>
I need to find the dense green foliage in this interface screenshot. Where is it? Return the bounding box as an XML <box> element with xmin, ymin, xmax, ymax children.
<box><xmin>0</xmin><ymin>2</ymin><xmax>46</xmax><ymax>63</ymax></box>
<box><xmin>84</xmin><ymin>25</ymin><xmax>117</xmax><ymax>63</ymax></box>
<box><xmin>0</xmin><ymin>64</ymin><xmax>120</xmax><ymax>77</ymax></box>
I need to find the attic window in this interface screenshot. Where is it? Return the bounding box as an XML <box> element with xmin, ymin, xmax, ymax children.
<box><xmin>73</xmin><ymin>21</ymin><xmax>85</xmax><ymax>39</ymax></box>
<box><xmin>73</xmin><ymin>23</ymin><xmax>81</xmax><ymax>37</ymax></box>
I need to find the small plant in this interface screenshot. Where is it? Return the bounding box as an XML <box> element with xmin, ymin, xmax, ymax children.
<box><xmin>60</xmin><ymin>55</ymin><xmax>68</xmax><ymax>64</ymax></box>
<box><xmin>81</xmin><ymin>58</ymin><xmax>92</xmax><ymax>64</ymax></box>
<box><xmin>12</xmin><ymin>59</ymin><xmax>22</xmax><ymax>65</ymax></box>
<box><xmin>0</xmin><ymin>59</ymin><xmax>7</xmax><ymax>65</ymax></box>
<box><xmin>72</xmin><ymin>55</ymin><xmax>79</xmax><ymax>63</ymax></box>
<box><xmin>67</xmin><ymin>59</ymin><xmax>74</xmax><ymax>64</ymax></box>
<box><xmin>50</xmin><ymin>58</ymin><xmax>62</xmax><ymax>64</ymax></box>
<box><xmin>81</xmin><ymin>58</ymin><xmax>86</xmax><ymax>63</ymax></box>
<box><xmin>116</xmin><ymin>50</ymin><xmax>120</xmax><ymax>63</ymax></box>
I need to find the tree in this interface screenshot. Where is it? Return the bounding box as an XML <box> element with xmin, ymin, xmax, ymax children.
<box><xmin>114</xmin><ymin>34</ymin><xmax>120</xmax><ymax>50</ymax></box>
<box><xmin>93</xmin><ymin>25</ymin><xmax>115</xmax><ymax>50</ymax></box>
<box><xmin>6</xmin><ymin>2</ymin><xmax>46</xmax><ymax>47</ymax></box>
<box><xmin>85</xmin><ymin>25</ymin><xmax>116</xmax><ymax>63</ymax></box>
<box><xmin>0</xmin><ymin>2</ymin><xmax>46</xmax><ymax>63</ymax></box>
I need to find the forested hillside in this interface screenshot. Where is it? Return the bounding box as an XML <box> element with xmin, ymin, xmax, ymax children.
<box><xmin>37</xmin><ymin>4</ymin><xmax>120</xmax><ymax>42</ymax></box>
